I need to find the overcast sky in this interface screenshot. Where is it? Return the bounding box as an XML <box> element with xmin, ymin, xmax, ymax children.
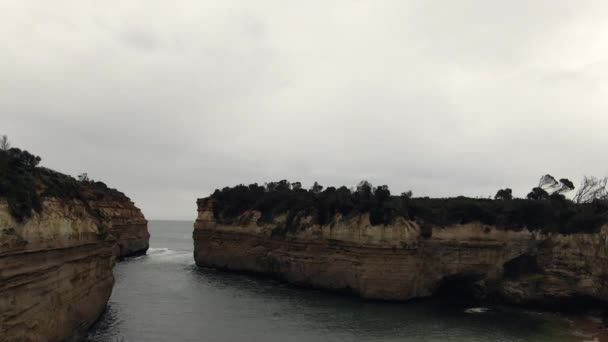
<box><xmin>2</xmin><ymin>1</ymin><xmax>608</xmax><ymax>220</ymax></box>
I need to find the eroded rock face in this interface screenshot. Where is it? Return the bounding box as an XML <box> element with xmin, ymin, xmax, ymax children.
<box><xmin>87</xmin><ymin>198</ymin><xmax>149</xmax><ymax>258</ymax></box>
<box><xmin>193</xmin><ymin>198</ymin><xmax>608</xmax><ymax>307</ymax></box>
<box><xmin>0</xmin><ymin>199</ymin><xmax>115</xmax><ymax>342</ymax></box>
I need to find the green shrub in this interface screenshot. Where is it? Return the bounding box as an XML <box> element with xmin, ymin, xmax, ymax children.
<box><xmin>0</xmin><ymin>147</ymin><xmax>130</xmax><ymax>222</ymax></box>
<box><xmin>209</xmin><ymin>181</ymin><xmax>608</xmax><ymax>234</ymax></box>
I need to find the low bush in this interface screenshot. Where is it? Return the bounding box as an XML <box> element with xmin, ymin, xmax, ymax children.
<box><xmin>0</xmin><ymin>147</ymin><xmax>128</xmax><ymax>222</ymax></box>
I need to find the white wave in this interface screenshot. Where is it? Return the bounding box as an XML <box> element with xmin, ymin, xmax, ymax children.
<box><xmin>146</xmin><ymin>247</ymin><xmax>191</xmax><ymax>262</ymax></box>
<box><xmin>147</xmin><ymin>247</ymin><xmax>172</xmax><ymax>255</ymax></box>
<box><xmin>464</xmin><ymin>307</ymin><xmax>489</xmax><ymax>314</ymax></box>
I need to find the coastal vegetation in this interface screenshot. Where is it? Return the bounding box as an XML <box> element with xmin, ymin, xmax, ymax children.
<box><xmin>0</xmin><ymin>136</ymin><xmax>127</xmax><ymax>221</ymax></box>
<box><xmin>209</xmin><ymin>177</ymin><xmax>608</xmax><ymax>235</ymax></box>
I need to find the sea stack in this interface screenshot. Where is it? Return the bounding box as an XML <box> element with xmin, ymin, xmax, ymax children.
<box><xmin>193</xmin><ymin>182</ymin><xmax>608</xmax><ymax>309</ymax></box>
<box><xmin>0</xmin><ymin>148</ymin><xmax>149</xmax><ymax>341</ymax></box>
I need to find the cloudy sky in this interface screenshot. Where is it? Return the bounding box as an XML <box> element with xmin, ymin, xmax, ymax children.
<box><xmin>2</xmin><ymin>1</ymin><xmax>608</xmax><ymax>219</ymax></box>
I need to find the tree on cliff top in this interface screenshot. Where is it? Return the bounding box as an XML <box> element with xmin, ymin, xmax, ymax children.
<box><xmin>311</xmin><ymin>181</ymin><xmax>323</xmax><ymax>194</ymax></box>
<box><xmin>0</xmin><ymin>135</ymin><xmax>10</xmax><ymax>151</ymax></box>
<box><xmin>78</xmin><ymin>173</ymin><xmax>90</xmax><ymax>182</ymax></box>
<box><xmin>0</xmin><ymin>147</ymin><xmax>43</xmax><ymax>220</ymax></box>
<box><xmin>555</xmin><ymin>178</ymin><xmax>575</xmax><ymax>194</ymax></box>
<box><xmin>527</xmin><ymin>187</ymin><xmax>549</xmax><ymax>200</ymax></box>
<box><xmin>527</xmin><ymin>175</ymin><xmax>575</xmax><ymax>200</ymax></box>
<box><xmin>574</xmin><ymin>176</ymin><xmax>608</xmax><ymax>203</ymax></box>
<box><xmin>495</xmin><ymin>188</ymin><xmax>512</xmax><ymax>200</ymax></box>
<box><xmin>538</xmin><ymin>174</ymin><xmax>559</xmax><ymax>191</ymax></box>
<box><xmin>209</xmin><ymin>179</ymin><xmax>608</xmax><ymax>234</ymax></box>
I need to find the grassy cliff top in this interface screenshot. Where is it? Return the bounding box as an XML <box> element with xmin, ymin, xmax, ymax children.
<box><xmin>207</xmin><ymin>180</ymin><xmax>608</xmax><ymax>235</ymax></box>
<box><xmin>0</xmin><ymin>148</ymin><xmax>129</xmax><ymax>222</ymax></box>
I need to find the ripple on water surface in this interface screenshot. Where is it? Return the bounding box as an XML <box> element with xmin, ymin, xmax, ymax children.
<box><xmin>86</xmin><ymin>220</ymin><xmax>588</xmax><ymax>342</ymax></box>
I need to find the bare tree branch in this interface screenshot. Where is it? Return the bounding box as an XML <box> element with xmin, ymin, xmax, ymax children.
<box><xmin>574</xmin><ymin>176</ymin><xmax>608</xmax><ymax>203</ymax></box>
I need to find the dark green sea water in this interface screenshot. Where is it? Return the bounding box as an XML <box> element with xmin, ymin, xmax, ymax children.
<box><xmin>85</xmin><ymin>220</ymin><xmax>585</xmax><ymax>342</ymax></box>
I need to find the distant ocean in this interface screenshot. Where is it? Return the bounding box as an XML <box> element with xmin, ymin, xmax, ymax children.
<box><xmin>85</xmin><ymin>220</ymin><xmax>598</xmax><ymax>342</ymax></box>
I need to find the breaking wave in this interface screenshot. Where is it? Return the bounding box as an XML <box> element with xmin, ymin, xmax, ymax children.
<box><xmin>464</xmin><ymin>307</ymin><xmax>489</xmax><ymax>314</ymax></box>
<box><xmin>146</xmin><ymin>247</ymin><xmax>192</xmax><ymax>263</ymax></box>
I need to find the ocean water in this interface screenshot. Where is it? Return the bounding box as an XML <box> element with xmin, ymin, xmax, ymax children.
<box><xmin>85</xmin><ymin>220</ymin><xmax>584</xmax><ymax>342</ymax></box>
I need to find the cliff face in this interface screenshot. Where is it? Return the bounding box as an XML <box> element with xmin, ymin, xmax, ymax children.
<box><xmin>0</xmin><ymin>147</ymin><xmax>150</xmax><ymax>341</ymax></box>
<box><xmin>0</xmin><ymin>198</ymin><xmax>115</xmax><ymax>342</ymax></box>
<box><xmin>87</xmin><ymin>198</ymin><xmax>149</xmax><ymax>258</ymax></box>
<box><xmin>193</xmin><ymin>198</ymin><xmax>608</xmax><ymax>307</ymax></box>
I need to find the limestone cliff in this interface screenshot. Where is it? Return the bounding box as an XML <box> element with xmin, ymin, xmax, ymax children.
<box><xmin>0</xmin><ymin>147</ymin><xmax>149</xmax><ymax>341</ymax></box>
<box><xmin>86</xmin><ymin>196</ymin><xmax>149</xmax><ymax>258</ymax></box>
<box><xmin>194</xmin><ymin>198</ymin><xmax>608</xmax><ymax>308</ymax></box>
<box><xmin>0</xmin><ymin>198</ymin><xmax>115</xmax><ymax>342</ymax></box>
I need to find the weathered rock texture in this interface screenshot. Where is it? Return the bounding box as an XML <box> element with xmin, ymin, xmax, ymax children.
<box><xmin>87</xmin><ymin>198</ymin><xmax>149</xmax><ymax>258</ymax></box>
<box><xmin>0</xmin><ymin>198</ymin><xmax>115</xmax><ymax>342</ymax></box>
<box><xmin>194</xmin><ymin>198</ymin><xmax>608</xmax><ymax>307</ymax></box>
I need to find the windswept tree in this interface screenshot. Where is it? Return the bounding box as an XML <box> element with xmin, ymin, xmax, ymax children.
<box><xmin>0</xmin><ymin>135</ymin><xmax>10</xmax><ymax>151</ymax></box>
<box><xmin>574</xmin><ymin>176</ymin><xmax>608</xmax><ymax>203</ymax></box>
<box><xmin>527</xmin><ymin>174</ymin><xmax>574</xmax><ymax>199</ymax></box>
<box><xmin>538</xmin><ymin>174</ymin><xmax>559</xmax><ymax>191</ymax></box>
<box><xmin>495</xmin><ymin>188</ymin><xmax>513</xmax><ymax>200</ymax></box>
<box><xmin>555</xmin><ymin>178</ymin><xmax>575</xmax><ymax>194</ymax></box>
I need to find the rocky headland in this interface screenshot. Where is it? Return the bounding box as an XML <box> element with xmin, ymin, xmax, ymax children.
<box><xmin>84</xmin><ymin>185</ymin><xmax>149</xmax><ymax>259</ymax></box>
<box><xmin>0</xmin><ymin>148</ymin><xmax>148</xmax><ymax>341</ymax></box>
<box><xmin>194</xmin><ymin>181</ymin><xmax>608</xmax><ymax>311</ymax></box>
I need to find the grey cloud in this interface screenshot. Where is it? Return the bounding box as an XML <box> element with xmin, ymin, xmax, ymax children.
<box><xmin>2</xmin><ymin>0</ymin><xmax>608</xmax><ymax>219</ymax></box>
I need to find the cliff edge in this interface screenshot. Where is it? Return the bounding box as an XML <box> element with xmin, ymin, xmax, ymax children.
<box><xmin>194</xmin><ymin>186</ymin><xmax>608</xmax><ymax>309</ymax></box>
<box><xmin>83</xmin><ymin>183</ymin><xmax>149</xmax><ymax>258</ymax></box>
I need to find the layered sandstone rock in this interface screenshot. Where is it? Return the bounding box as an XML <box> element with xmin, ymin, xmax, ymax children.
<box><xmin>194</xmin><ymin>198</ymin><xmax>608</xmax><ymax>307</ymax></box>
<box><xmin>87</xmin><ymin>198</ymin><xmax>149</xmax><ymax>258</ymax></box>
<box><xmin>0</xmin><ymin>198</ymin><xmax>115</xmax><ymax>342</ymax></box>
<box><xmin>0</xmin><ymin>146</ymin><xmax>150</xmax><ymax>341</ymax></box>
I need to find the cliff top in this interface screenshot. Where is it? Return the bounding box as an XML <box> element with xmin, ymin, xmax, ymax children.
<box><xmin>201</xmin><ymin>180</ymin><xmax>608</xmax><ymax>235</ymax></box>
<box><xmin>0</xmin><ymin>147</ymin><xmax>132</xmax><ymax>222</ymax></box>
